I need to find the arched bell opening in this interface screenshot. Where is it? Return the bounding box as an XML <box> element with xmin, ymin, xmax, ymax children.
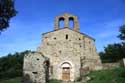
<box><xmin>69</xmin><ymin>17</ymin><xmax>74</xmax><ymax>29</ymax></box>
<box><xmin>59</xmin><ymin>17</ymin><xmax>65</xmax><ymax>29</ymax></box>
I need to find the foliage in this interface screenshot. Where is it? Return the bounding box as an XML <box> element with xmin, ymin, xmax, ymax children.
<box><xmin>0</xmin><ymin>0</ymin><xmax>17</xmax><ymax>33</ymax></box>
<box><xmin>0</xmin><ymin>50</ymin><xmax>31</xmax><ymax>80</ymax></box>
<box><xmin>100</xmin><ymin>43</ymin><xmax>125</xmax><ymax>63</ymax></box>
<box><xmin>117</xmin><ymin>25</ymin><xmax>125</xmax><ymax>41</ymax></box>
<box><xmin>87</xmin><ymin>67</ymin><xmax>125</xmax><ymax>83</ymax></box>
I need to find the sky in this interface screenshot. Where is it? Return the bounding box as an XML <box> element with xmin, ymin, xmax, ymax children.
<box><xmin>0</xmin><ymin>0</ymin><xmax>125</xmax><ymax>56</ymax></box>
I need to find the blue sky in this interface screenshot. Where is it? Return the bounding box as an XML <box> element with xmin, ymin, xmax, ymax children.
<box><xmin>0</xmin><ymin>0</ymin><xmax>125</xmax><ymax>56</ymax></box>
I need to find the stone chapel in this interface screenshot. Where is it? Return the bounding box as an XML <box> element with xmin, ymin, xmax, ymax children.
<box><xmin>23</xmin><ymin>13</ymin><xmax>102</xmax><ymax>83</ymax></box>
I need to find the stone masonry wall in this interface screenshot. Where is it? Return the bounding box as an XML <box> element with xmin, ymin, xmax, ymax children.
<box><xmin>37</xmin><ymin>28</ymin><xmax>102</xmax><ymax>81</ymax></box>
<box><xmin>23</xmin><ymin>52</ymin><xmax>47</xmax><ymax>83</ymax></box>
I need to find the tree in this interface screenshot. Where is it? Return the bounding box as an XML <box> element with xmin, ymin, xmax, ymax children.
<box><xmin>117</xmin><ymin>25</ymin><xmax>125</xmax><ymax>41</ymax></box>
<box><xmin>0</xmin><ymin>0</ymin><xmax>17</xmax><ymax>33</ymax></box>
<box><xmin>100</xmin><ymin>24</ymin><xmax>125</xmax><ymax>63</ymax></box>
<box><xmin>100</xmin><ymin>43</ymin><xmax>125</xmax><ymax>63</ymax></box>
<box><xmin>0</xmin><ymin>50</ymin><xmax>32</xmax><ymax>79</ymax></box>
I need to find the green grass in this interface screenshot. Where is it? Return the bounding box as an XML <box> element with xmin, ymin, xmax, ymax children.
<box><xmin>87</xmin><ymin>67</ymin><xmax>125</xmax><ymax>83</ymax></box>
<box><xmin>0</xmin><ymin>77</ymin><xmax>21</xmax><ymax>83</ymax></box>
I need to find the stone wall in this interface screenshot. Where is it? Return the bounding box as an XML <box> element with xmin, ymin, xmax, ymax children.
<box><xmin>23</xmin><ymin>52</ymin><xmax>49</xmax><ymax>83</ymax></box>
<box><xmin>38</xmin><ymin>28</ymin><xmax>102</xmax><ymax>81</ymax></box>
<box><xmin>119</xmin><ymin>58</ymin><xmax>125</xmax><ymax>67</ymax></box>
<box><xmin>122</xmin><ymin>58</ymin><xmax>125</xmax><ymax>67</ymax></box>
<box><xmin>102</xmin><ymin>62</ymin><xmax>120</xmax><ymax>70</ymax></box>
<box><xmin>102</xmin><ymin>58</ymin><xmax>125</xmax><ymax>69</ymax></box>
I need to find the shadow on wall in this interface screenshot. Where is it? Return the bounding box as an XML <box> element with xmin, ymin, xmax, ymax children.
<box><xmin>22</xmin><ymin>74</ymin><xmax>32</xmax><ymax>83</ymax></box>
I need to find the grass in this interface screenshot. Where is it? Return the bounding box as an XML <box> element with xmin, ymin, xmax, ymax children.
<box><xmin>0</xmin><ymin>77</ymin><xmax>21</xmax><ymax>83</ymax></box>
<box><xmin>87</xmin><ymin>67</ymin><xmax>125</xmax><ymax>83</ymax></box>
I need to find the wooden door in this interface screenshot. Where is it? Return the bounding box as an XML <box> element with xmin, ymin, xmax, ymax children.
<box><xmin>62</xmin><ymin>67</ymin><xmax>70</xmax><ymax>81</ymax></box>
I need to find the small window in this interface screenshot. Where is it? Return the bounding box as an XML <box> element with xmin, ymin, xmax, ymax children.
<box><xmin>89</xmin><ymin>41</ymin><xmax>91</xmax><ymax>44</ymax></box>
<box><xmin>59</xmin><ymin>50</ymin><xmax>62</xmax><ymax>53</ymax></box>
<box><xmin>66</xmin><ymin>34</ymin><xmax>68</xmax><ymax>39</ymax></box>
<box><xmin>79</xmin><ymin>38</ymin><xmax>81</xmax><ymax>40</ymax></box>
<box><xmin>47</xmin><ymin>43</ymin><xmax>49</xmax><ymax>45</ymax></box>
<box><xmin>32</xmin><ymin>72</ymin><xmax>38</xmax><ymax>74</ymax></box>
<box><xmin>37</xmin><ymin>58</ymin><xmax>39</xmax><ymax>60</ymax></box>
<box><xmin>54</xmin><ymin>37</ymin><xmax>56</xmax><ymax>40</ymax></box>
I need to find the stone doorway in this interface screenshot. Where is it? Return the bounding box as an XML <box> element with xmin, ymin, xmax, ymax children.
<box><xmin>62</xmin><ymin>67</ymin><xmax>70</xmax><ymax>81</ymax></box>
<box><xmin>61</xmin><ymin>62</ymin><xmax>71</xmax><ymax>81</ymax></box>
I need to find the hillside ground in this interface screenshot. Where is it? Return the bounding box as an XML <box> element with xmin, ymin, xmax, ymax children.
<box><xmin>0</xmin><ymin>67</ymin><xmax>125</xmax><ymax>83</ymax></box>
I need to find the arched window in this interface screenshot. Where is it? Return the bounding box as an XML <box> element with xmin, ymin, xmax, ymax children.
<box><xmin>59</xmin><ymin>17</ymin><xmax>65</xmax><ymax>28</ymax></box>
<box><xmin>69</xmin><ymin>17</ymin><xmax>74</xmax><ymax>29</ymax></box>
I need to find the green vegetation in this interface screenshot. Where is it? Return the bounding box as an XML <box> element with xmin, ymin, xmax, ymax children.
<box><xmin>0</xmin><ymin>0</ymin><xmax>17</xmax><ymax>33</ymax></box>
<box><xmin>0</xmin><ymin>77</ymin><xmax>21</xmax><ymax>83</ymax></box>
<box><xmin>100</xmin><ymin>43</ymin><xmax>125</xmax><ymax>63</ymax></box>
<box><xmin>99</xmin><ymin>24</ymin><xmax>125</xmax><ymax>63</ymax></box>
<box><xmin>87</xmin><ymin>67</ymin><xmax>125</xmax><ymax>83</ymax></box>
<box><xmin>0</xmin><ymin>50</ymin><xmax>32</xmax><ymax>80</ymax></box>
<box><xmin>117</xmin><ymin>25</ymin><xmax>125</xmax><ymax>40</ymax></box>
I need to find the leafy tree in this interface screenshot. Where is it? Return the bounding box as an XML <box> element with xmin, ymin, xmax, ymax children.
<box><xmin>100</xmin><ymin>24</ymin><xmax>125</xmax><ymax>63</ymax></box>
<box><xmin>0</xmin><ymin>0</ymin><xmax>17</xmax><ymax>33</ymax></box>
<box><xmin>0</xmin><ymin>50</ymin><xmax>32</xmax><ymax>79</ymax></box>
<box><xmin>100</xmin><ymin>43</ymin><xmax>125</xmax><ymax>63</ymax></box>
<box><xmin>117</xmin><ymin>25</ymin><xmax>125</xmax><ymax>41</ymax></box>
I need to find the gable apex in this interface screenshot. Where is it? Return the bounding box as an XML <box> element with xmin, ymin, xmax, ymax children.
<box><xmin>42</xmin><ymin>28</ymin><xmax>95</xmax><ymax>41</ymax></box>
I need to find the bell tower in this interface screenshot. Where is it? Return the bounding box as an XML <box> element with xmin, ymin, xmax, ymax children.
<box><xmin>54</xmin><ymin>13</ymin><xmax>80</xmax><ymax>32</ymax></box>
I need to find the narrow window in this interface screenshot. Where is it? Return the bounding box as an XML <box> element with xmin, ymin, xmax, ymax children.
<box><xmin>66</xmin><ymin>34</ymin><xmax>68</xmax><ymax>39</ymax></box>
<box><xmin>89</xmin><ymin>41</ymin><xmax>91</xmax><ymax>44</ymax></box>
<box><xmin>51</xmin><ymin>66</ymin><xmax>53</xmax><ymax>75</ymax></box>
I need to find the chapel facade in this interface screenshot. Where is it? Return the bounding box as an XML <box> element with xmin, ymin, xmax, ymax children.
<box><xmin>23</xmin><ymin>13</ymin><xmax>102</xmax><ymax>83</ymax></box>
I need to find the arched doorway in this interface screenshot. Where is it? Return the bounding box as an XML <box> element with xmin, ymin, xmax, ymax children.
<box><xmin>61</xmin><ymin>62</ymin><xmax>71</xmax><ymax>81</ymax></box>
<box><xmin>58</xmin><ymin>61</ymin><xmax>74</xmax><ymax>81</ymax></box>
